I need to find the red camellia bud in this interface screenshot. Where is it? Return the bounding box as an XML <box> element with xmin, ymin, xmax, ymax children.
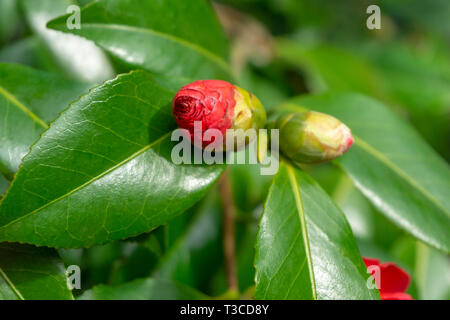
<box><xmin>172</xmin><ymin>80</ymin><xmax>266</xmax><ymax>150</ymax></box>
<box><xmin>363</xmin><ymin>257</ymin><xmax>413</xmax><ymax>300</ymax></box>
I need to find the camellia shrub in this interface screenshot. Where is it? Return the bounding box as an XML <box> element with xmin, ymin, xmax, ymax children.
<box><xmin>0</xmin><ymin>0</ymin><xmax>449</xmax><ymax>300</ymax></box>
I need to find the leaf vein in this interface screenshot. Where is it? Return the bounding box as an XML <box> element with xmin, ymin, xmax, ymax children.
<box><xmin>0</xmin><ymin>132</ymin><xmax>171</xmax><ymax>231</ymax></box>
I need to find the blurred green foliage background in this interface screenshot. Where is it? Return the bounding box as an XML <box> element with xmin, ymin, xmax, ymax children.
<box><xmin>0</xmin><ymin>0</ymin><xmax>448</xmax><ymax>300</ymax></box>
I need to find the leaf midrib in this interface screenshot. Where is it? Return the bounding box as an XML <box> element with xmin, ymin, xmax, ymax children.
<box><xmin>0</xmin><ymin>85</ymin><xmax>48</xmax><ymax>129</ymax></box>
<box><xmin>0</xmin><ymin>266</ymin><xmax>25</xmax><ymax>300</ymax></box>
<box><xmin>352</xmin><ymin>136</ymin><xmax>450</xmax><ymax>216</ymax></box>
<box><xmin>52</xmin><ymin>22</ymin><xmax>232</xmax><ymax>76</ymax></box>
<box><xmin>286</xmin><ymin>164</ymin><xmax>317</xmax><ymax>300</ymax></box>
<box><xmin>0</xmin><ymin>132</ymin><xmax>171</xmax><ymax>230</ymax></box>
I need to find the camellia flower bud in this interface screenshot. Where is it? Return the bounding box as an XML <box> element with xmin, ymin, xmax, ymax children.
<box><xmin>172</xmin><ymin>80</ymin><xmax>266</xmax><ymax>150</ymax></box>
<box><xmin>274</xmin><ymin>111</ymin><xmax>353</xmax><ymax>164</ymax></box>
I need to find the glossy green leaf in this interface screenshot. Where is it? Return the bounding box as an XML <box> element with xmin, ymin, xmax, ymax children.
<box><xmin>47</xmin><ymin>0</ymin><xmax>231</xmax><ymax>80</ymax></box>
<box><xmin>255</xmin><ymin>163</ymin><xmax>378</xmax><ymax>300</ymax></box>
<box><xmin>0</xmin><ymin>70</ymin><xmax>224</xmax><ymax>248</ymax></box>
<box><xmin>21</xmin><ymin>0</ymin><xmax>114</xmax><ymax>83</ymax></box>
<box><xmin>0</xmin><ymin>63</ymin><xmax>90</xmax><ymax>179</ymax></box>
<box><xmin>278</xmin><ymin>92</ymin><xmax>450</xmax><ymax>253</ymax></box>
<box><xmin>0</xmin><ymin>243</ymin><xmax>73</xmax><ymax>300</ymax></box>
<box><xmin>78</xmin><ymin>277</ymin><xmax>207</xmax><ymax>300</ymax></box>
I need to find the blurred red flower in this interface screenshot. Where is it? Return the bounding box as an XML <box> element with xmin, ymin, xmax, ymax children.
<box><xmin>363</xmin><ymin>257</ymin><xmax>413</xmax><ymax>300</ymax></box>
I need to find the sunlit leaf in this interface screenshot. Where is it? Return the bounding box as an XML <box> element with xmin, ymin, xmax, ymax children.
<box><xmin>47</xmin><ymin>0</ymin><xmax>231</xmax><ymax>80</ymax></box>
<box><xmin>255</xmin><ymin>163</ymin><xmax>378</xmax><ymax>299</ymax></box>
<box><xmin>0</xmin><ymin>63</ymin><xmax>90</xmax><ymax>178</ymax></box>
<box><xmin>0</xmin><ymin>70</ymin><xmax>224</xmax><ymax>248</ymax></box>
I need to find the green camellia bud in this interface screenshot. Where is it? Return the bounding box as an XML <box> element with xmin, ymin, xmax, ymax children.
<box><xmin>232</xmin><ymin>86</ymin><xmax>267</xmax><ymax>134</ymax></box>
<box><xmin>274</xmin><ymin>111</ymin><xmax>354</xmax><ymax>164</ymax></box>
<box><xmin>230</xmin><ymin>86</ymin><xmax>267</xmax><ymax>152</ymax></box>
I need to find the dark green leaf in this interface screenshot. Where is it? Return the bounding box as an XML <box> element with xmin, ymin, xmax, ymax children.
<box><xmin>210</xmin><ymin>222</ymin><xmax>258</xmax><ymax>295</ymax></box>
<box><xmin>107</xmin><ymin>242</ymin><xmax>159</xmax><ymax>285</ymax></box>
<box><xmin>58</xmin><ymin>248</ymin><xmax>83</xmax><ymax>268</ymax></box>
<box><xmin>230</xmin><ymin>159</ymin><xmax>272</xmax><ymax>213</ymax></box>
<box><xmin>278</xmin><ymin>92</ymin><xmax>450</xmax><ymax>253</ymax></box>
<box><xmin>47</xmin><ymin>0</ymin><xmax>231</xmax><ymax>80</ymax></box>
<box><xmin>360</xmin><ymin>41</ymin><xmax>450</xmax><ymax>160</ymax></box>
<box><xmin>79</xmin><ymin>243</ymin><xmax>122</xmax><ymax>288</ymax></box>
<box><xmin>153</xmin><ymin>192</ymin><xmax>223</xmax><ymax>290</ymax></box>
<box><xmin>78</xmin><ymin>277</ymin><xmax>207</xmax><ymax>300</ymax></box>
<box><xmin>0</xmin><ymin>243</ymin><xmax>73</xmax><ymax>300</ymax></box>
<box><xmin>382</xmin><ymin>0</ymin><xmax>450</xmax><ymax>37</ymax></box>
<box><xmin>0</xmin><ymin>63</ymin><xmax>90</xmax><ymax>178</ymax></box>
<box><xmin>255</xmin><ymin>163</ymin><xmax>378</xmax><ymax>299</ymax></box>
<box><xmin>238</xmin><ymin>67</ymin><xmax>290</xmax><ymax>112</ymax></box>
<box><xmin>276</xmin><ymin>40</ymin><xmax>385</xmax><ymax>98</ymax></box>
<box><xmin>0</xmin><ymin>70</ymin><xmax>223</xmax><ymax>248</ymax></box>
<box><xmin>0</xmin><ymin>173</ymin><xmax>8</xmax><ymax>196</ymax></box>
<box><xmin>0</xmin><ymin>0</ymin><xmax>23</xmax><ymax>45</ymax></box>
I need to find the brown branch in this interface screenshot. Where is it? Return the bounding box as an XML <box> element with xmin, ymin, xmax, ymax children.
<box><xmin>218</xmin><ymin>169</ymin><xmax>238</xmax><ymax>292</ymax></box>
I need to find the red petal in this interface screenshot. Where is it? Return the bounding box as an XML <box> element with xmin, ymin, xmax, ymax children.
<box><xmin>380</xmin><ymin>292</ymin><xmax>413</xmax><ymax>300</ymax></box>
<box><xmin>363</xmin><ymin>257</ymin><xmax>380</xmax><ymax>268</ymax></box>
<box><xmin>172</xmin><ymin>80</ymin><xmax>236</xmax><ymax>148</ymax></box>
<box><xmin>346</xmin><ymin>135</ymin><xmax>354</xmax><ymax>149</ymax></box>
<box><xmin>380</xmin><ymin>263</ymin><xmax>410</xmax><ymax>294</ymax></box>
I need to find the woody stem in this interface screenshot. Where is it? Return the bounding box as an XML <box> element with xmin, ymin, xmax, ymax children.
<box><xmin>218</xmin><ymin>169</ymin><xmax>238</xmax><ymax>292</ymax></box>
